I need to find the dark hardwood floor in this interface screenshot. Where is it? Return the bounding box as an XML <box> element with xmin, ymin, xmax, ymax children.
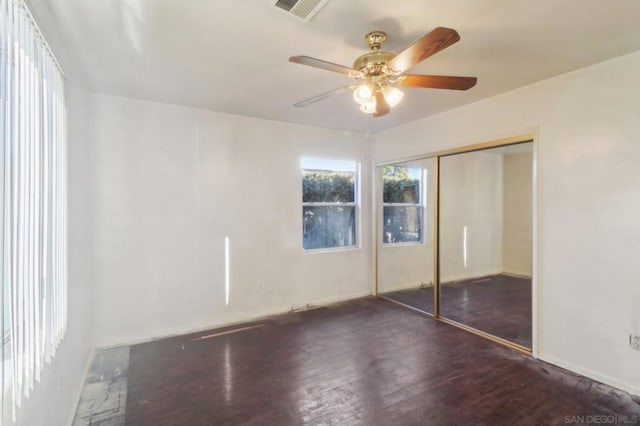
<box><xmin>383</xmin><ymin>274</ymin><xmax>532</xmax><ymax>348</ymax></box>
<box><xmin>75</xmin><ymin>297</ymin><xmax>640</xmax><ymax>425</ymax></box>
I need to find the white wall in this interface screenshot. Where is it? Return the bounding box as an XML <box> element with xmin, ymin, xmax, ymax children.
<box><xmin>503</xmin><ymin>152</ymin><xmax>533</xmax><ymax>276</ymax></box>
<box><xmin>16</xmin><ymin>2</ymin><xmax>95</xmax><ymax>426</ymax></box>
<box><xmin>377</xmin><ymin>158</ymin><xmax>435</xmax><ymax>293</ymax></box>
<box><xmin>439</xmin><ymin>151</ymin><xmax>504</xmax><ymax>282</ymax></box>
<box><xmin>374</xmin><ymin>51</ymin><xmax>640</xmax><ymax>395</ymax></box>
<box><xmin>89</xmin><ymin>94</ymin><xmax>373</xmax><ymax>347</ymax></box>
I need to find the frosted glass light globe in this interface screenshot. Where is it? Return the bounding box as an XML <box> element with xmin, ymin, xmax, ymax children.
<box><xmin>353</xmin><ymin>84</ymin><xmax>374</xmax><ymax>105</ymax></box>
<box><xmin>383</xmin><ymin>86</ymin><xmax>404</xmax><ymax>107</ymax></box>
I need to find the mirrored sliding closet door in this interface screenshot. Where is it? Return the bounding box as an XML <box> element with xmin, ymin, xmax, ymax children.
<box><xmin>439</xmin><ymin>142</ymin><xmax>533</xmax><ymax>349</ymax></box>
<box><xmin>377</xmin><ymin>158</ymin><xmax>436</xmax><ymax>314</ymax></box>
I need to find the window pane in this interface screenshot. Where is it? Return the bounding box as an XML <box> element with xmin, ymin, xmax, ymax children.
<box><xmin>383</xmin><ymin>166</ymin><xmax>420</xmax><ymax>203</ymax></box>
<box><xmin>383</xmin><ymin>206</ymin><xmax>422</xmax><ymax>244</ymax></box>
<box><xmin>303</xmin><ymin>206</ymin><xmax>356</xmax><ymax>250</ymax></box>
<box><xmin>302</xmin><ymin>170</ymin><xmax>355</xmax><ymax>203</ymax></box>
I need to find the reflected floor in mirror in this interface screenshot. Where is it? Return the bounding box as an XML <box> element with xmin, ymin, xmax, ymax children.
<box><xmin>381</xmin><ymin>287</ymin><xmax>435</xmax><ymax>315</ymax></box>
<box><xmin>383</xmin><ymin>274</ymin><xmax>531</xmax><ymax>348</ymax></box>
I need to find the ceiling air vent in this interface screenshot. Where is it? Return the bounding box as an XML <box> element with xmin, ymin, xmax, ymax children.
<box><xmin>269</xmin><ymin>0</ymin><xmax>329</xmax><ymax>22</ymax></box>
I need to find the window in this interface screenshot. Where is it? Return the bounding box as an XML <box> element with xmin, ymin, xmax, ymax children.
<box><xmin>301</xmin><ymin>158</ymin><xmax>358</xmax><ymax>251</ymax></box>
<box><xmin>1</xmin><ymin>0</ymin><xmax>66</xmax><ymax>421</ymax></box>
<box><xmin>382</xmin><ymin>165</ymin><xmax>425</xmax><ymax>244</ymax></box>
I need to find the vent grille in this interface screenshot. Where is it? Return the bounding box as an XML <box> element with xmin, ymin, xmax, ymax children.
<box><xmin>275</xmin><ymin>0</ymin><xmax>298</xmax><ymax>11</ymax></box>
<box><xmin>271</xmin><ymin>0</ymin><xmax>329</xmax><ymax>22</ymax></box>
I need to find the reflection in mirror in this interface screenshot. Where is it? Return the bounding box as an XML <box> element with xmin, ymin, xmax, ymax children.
<box><xmin>439</xmin><ymin>142</ymin><xmax>533</xmax><ymax>348</ymax></box>
<box><xmin>377</xmin><ymin>158</ymin><xmax>435</xmax><ymax>314</ymax></box>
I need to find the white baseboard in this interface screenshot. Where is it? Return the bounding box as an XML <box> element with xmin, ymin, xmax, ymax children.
<box><xmin>538</xmin><ymin>353</ymin><xmax>640</xmax><ymax>397</ymax></box>
<box><xmin>440</xmin><ymin>270</ymin><xmax>503</xmax><ymax>284</ymax></box>
<box><xmin>502</xmin><ymin>271</ymin><xmax>532</xmax><ymax>279</ymax></box>
<box><xmin>378</xmin><ymin>282</ymin><xmax>431</xmax><ymax>293</ymax></box>
<box><xmin>96</xmin><ymin>291</ymin><xmax>372</xmax><ymax>350</ymax></box>
<box><xmin>298</xmin><ymin>291</ymin><xmax>373</xmax><ymax>310</ymax></box>
<box><xmin>441</xmin><ymin>271</ymin><xmax>532</xmax><ymax>284</ymax></box>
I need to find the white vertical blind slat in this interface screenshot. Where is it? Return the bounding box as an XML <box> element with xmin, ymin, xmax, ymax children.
<box><xmin>33</xmin><ymin>35</ymin><xmax>42</xmax><ymax>384</ymax></box>
<box><xmin>1</xmin><ymin>0</ymin><xmax>65</xmax><ymax>422</ymax></box>
<box><xmin>0</xmin><ymin>0</ymin><xmax>7</xmax><ymax>418</ymax></box>
<box><xmin>14</xmin><ymin>2</ymin><xmax>24</xmax><ymax>406</ymax></box>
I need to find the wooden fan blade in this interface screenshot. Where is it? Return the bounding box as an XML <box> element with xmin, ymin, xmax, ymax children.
<box><xmin>293</xmin><ymin>86</ymin><xmax>353</xmax><ymax>108</ymax></box>
<box><xmin>373</xmin><ymin>91</ymin><xmax>390</xmax><ymax>117</ymax></box>
<box><xmin>289</xmin><ymin>56</ymin><xmax>360</xmax><ymax>77</ymax></box>
<box><xmin>397</xmin><ymin>75</ymin><xmax>477</xmax><ymax>90</ymax></box>
<box><xmin>388</xmin><ymin>27</ymin><xmax>460</xmax><ymax>73</ymax></box>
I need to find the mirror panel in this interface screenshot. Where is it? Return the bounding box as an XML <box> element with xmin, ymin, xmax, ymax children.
<box><xmin>439</xmin><ymin>142</ymin><xmax>533</xmax><ymax>348</ymax></box>
<box><xmin>377</xmin><ymin>158</ymin><xmax>436</xmax><ymax>314</ymax></box>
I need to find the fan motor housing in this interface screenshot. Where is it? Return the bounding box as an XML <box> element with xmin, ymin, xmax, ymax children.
<box><xmin>353</xmin><ymin>51</ymin><xmax>396</xmax><ymax>76</ymax></box>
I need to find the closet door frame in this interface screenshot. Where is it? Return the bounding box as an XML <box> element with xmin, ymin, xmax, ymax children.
<box><xmin>374</xmin><ymin>134</ymin><xmax>537</xmax><ymax>356</ymax></box>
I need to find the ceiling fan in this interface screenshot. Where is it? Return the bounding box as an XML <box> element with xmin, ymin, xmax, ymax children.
<box><xmin>289</xmin><ymin>27</ymin><xmax>477</xmax><ymax>117</ymax></box>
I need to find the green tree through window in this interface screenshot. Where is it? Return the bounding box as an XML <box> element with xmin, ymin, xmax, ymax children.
<box><xmin>382</xmin><ymin>166</ymin><xmax>424</xmax><ymax>244</ymax></box>
<box><xmin>301</xmin><ymin>159</ymin><xmax>358</xmax><ymax>250</ymax></box>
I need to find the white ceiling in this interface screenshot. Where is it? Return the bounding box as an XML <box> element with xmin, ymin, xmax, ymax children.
<box><xmin>44</xmin><ymin>0</ymin><xmax>640</xmax><ymax>133</ymax></box>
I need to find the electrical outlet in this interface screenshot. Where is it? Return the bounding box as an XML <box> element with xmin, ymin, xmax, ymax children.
<box><xmin>630</xmin><ymin>334</ymin><xmax>640</xmax><ymax>351</ymax></box>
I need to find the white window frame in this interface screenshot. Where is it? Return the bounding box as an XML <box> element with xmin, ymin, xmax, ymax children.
<box><xmin>301</xmin><ymin>160</ymin><xmax>360</xmax><ymax>253</ymax></box>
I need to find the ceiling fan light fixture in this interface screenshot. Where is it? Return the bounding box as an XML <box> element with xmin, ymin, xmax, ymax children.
<box><xmin>352</xmin><ymin>83</ymin><xmax>374</xmax><ymax>105</ymax></box>
<box><xmin>290</xmin><ymin>27</ymin><xmax>477</xmax><ymax>117</ymax></box>
<box><xmin>383</xmin><ymin>86</ymin><xmax>404</xmax><ymax>108</ymax></box>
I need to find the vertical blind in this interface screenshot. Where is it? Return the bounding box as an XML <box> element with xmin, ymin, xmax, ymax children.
<box><xmin>0</xmin><ymin>0</ymin><xmax>66</xmax><ymax>422</ymax></box>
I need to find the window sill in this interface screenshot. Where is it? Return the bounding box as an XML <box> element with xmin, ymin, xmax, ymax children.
<box><xmin>303</xmin><ymin>246</ymin><xmax>360</xmax><ymax>255</ymax></box>
<box><xmin>382</xmin><ymin>241</ymin><xmax>425</xmax><ymax>248</ymax></box>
